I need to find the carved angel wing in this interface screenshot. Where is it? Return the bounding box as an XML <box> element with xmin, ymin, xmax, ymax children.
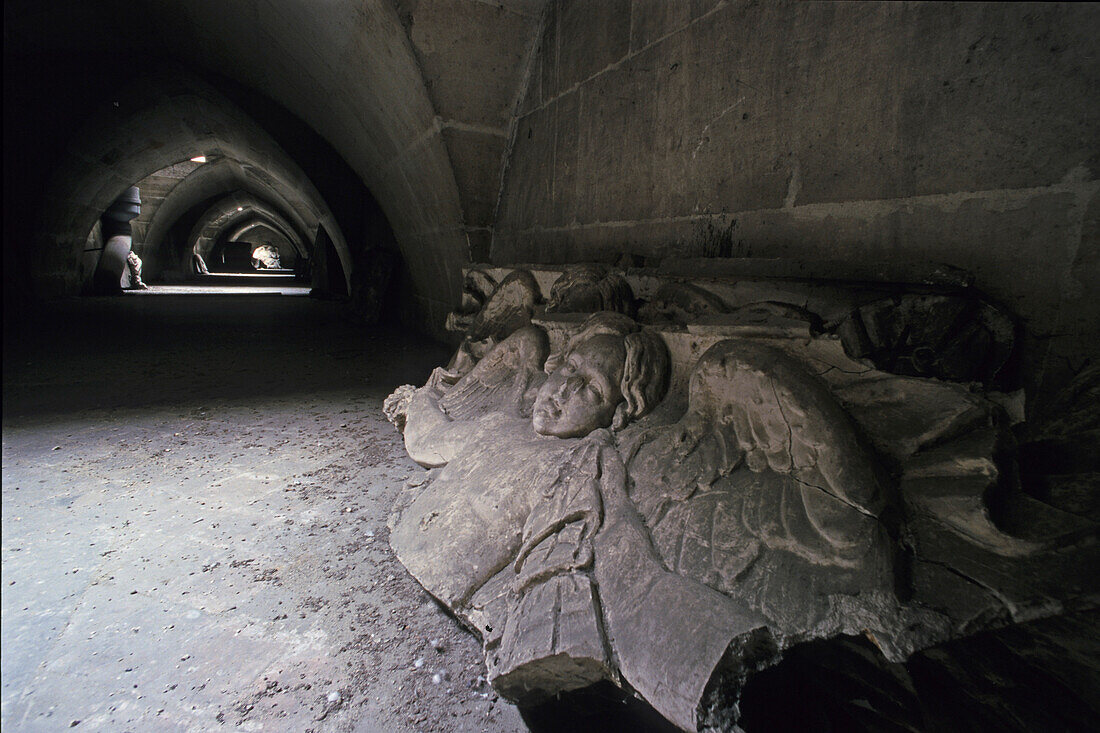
<box><xmin>626</xmin><ymin>339</ymin><xmax>893</xmax><ymax>601</ymax></box>
<box><xmin>688</xmin><ymin>340</ymin><xmax>887</xmax><ymax>517</ymax></box>
<box><xmin>438</xmin><ymin>325</ymin><xmax>550</xmax><ymax>421</ymax></box>
<box><xmin>465</xmin><ymin>269</ymin><xmax>542</xmax><ymax>343</ymax></box>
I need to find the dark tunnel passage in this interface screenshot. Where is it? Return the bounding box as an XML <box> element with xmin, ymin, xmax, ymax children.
<box><xmin>4</xmin><ymin>2</ymin><xmax>1099</xmax><ymax>732</ymax></box>
<box><xmin>4</xmin><ymin>51</ymin><xmax>402</xmax><ymax>316</ymax></box>
<box><xmin>3</xmin><ymin>10</ymin><xmax>461</xmax><ymax>727</ymax></box>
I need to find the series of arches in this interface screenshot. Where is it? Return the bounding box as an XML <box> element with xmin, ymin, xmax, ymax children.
<box><xmin>136</xmin><ymin>156</ymin><xmax>319</xmax><ymax>282</ymax></box>
<box><xmin>6</xmin><ymin>0</ymin><xmax>490</xmax><ymax>329</ymax></box>
<box><xmin>185</xmin><ymin>193</ymin><xmax>305</xmax><ymax>274</ymax></box>
<box><xmin>27</xmin><ymin>71</ymin><xmax>355</xmax><ymax>297</ymax></box>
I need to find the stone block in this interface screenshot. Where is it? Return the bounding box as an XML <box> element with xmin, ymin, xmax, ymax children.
<box><xmin>408</xmin><ymin>0</ymin><xmax>538</xmax><ymax>129</ymax></box>
<box><xmin>441</xmin><ymin>128</ymin><xmax>506</xmax><ymax>227</ymax></box>
<box><xmin>381</xmin><ymin>131</ymin><xmax>466</xmax><ymax>237</ymax></box>
<box><xmin>573</xmin><ymin>62</ymin><xmax>654</xmax><ymax>223</ymax></box>
<box><xmin>556</xmin><ymin>0</ymin><xmax>631</xmax><ymax>92</ymax></box>
<box><xmin>537</xmin><ymin>8</ymin><xmax>560</xmax><ymax>104</ymax></box>
<box><xmin>518</xmin><ymin>48</ymin><xmax>543</xmax><ymax>117</ymax></box>
<box><xmin>629</xmin><ymin>0</ymin><xmax>690</xmax><ymax>52</ymax></box>
<box><xmin>497</xmin><ymin>105</ymin><xmax>555</xmax><ymax>231</ymax></box>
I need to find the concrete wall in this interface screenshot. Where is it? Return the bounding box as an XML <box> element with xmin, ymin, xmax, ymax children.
<box><xmin>493</xmin><ymin>1</ymin><xmax>1100</xmax><ymax>398</ymax></box>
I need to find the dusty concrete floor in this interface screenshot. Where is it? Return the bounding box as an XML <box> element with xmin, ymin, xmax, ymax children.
<box><xmin>2</xmin><ymin>291</ymin><xmax>529</xmax><ymax>732</ymax></box>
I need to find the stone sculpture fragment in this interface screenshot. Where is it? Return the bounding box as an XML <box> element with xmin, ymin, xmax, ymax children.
<box><xmin>383</xmin><ymin>262</ymin><xmax>1097</xmax><ymax>730</ymax></box>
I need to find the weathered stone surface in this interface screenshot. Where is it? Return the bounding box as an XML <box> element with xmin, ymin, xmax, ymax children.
<box><xmin>491</xmin><ymin>1</ymin><xmax>1099</xmax><ymax>401</ymax></box>
<box><xmin>462</xmin><ymin>269</ymin><xmax>542</xmax><ymax>343</ymax></box>
<box><xmin>433</xmin><ymin>269</ymin><xmax>544</xmax><ymax>390</ymax></box>
<box><xmin>545</xmin><ymin>264</ymin><xmax>635</xmax><ymax>316</ymax></box>
<box><xmin>406</xmin><ymin>0</ymin><xmax>538</xmax><ymax>130</ymax></box>
<box><xmin>639</xmin><ymin>281</ymin><xmax>729</xmax><ymax>325</ymax></box>
<box><xmin>440</xmin><ymin>128</ymin><xmax>507</xmax><ymax>228</ymax></box>
<box><xmin>386</xmin><ymin>266</ymin><xmax>1097</xmax><ymax>730</ymax></box>
<box><xmin>501</xmin><ymin>3</ymin><xmax>1099</xmax><ymax>224</ymax></box>
<box><xmin>839</xmin><ymin>294</ymin><xmax>1016</xmax><ymax>385</ymax></box>
<box><xmin>124</xmin><ymin>250</ymin><xmax>149</xmax><ymax>289</ymax></box>
<box><xmin>250</xmin><ymin>243</ymin><xmax>281</xmax><ymax>269</ymax></box>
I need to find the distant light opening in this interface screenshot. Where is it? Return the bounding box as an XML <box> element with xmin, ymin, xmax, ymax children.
<box><xmin>190</xmin><ymin>155</ymin><xmax>207</xmax><ymax>163</ymax></box>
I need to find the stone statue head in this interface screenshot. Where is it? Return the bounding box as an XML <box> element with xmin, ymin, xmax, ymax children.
<box><xmin>533</xmin><ymin>312</ymin><xmax>669</xmax><ymax>438</ymax></box>
<box><xmin>545</xmin><ymin>265</ymin><xmax>636</xmax><ymax>318</ymax></box>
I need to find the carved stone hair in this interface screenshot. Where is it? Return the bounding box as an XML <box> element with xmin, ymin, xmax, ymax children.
<box><xmin>546</xmin><ymin>265</ymin><xmax>636</xmax><ymax>318</ymax></box>
<box><xmin>615</xmin><ymin>327</ymin><xmax>669</xmax><ymax>430</ymax></box>
<box><xmin>545</xmin><ymin>311</ymin><xmax>669</xmax><ymax>430</ymax></box>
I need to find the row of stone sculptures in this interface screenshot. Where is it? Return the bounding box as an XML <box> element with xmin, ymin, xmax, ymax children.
<box><xmin>384</xmin><ymin>263</ymin><xmax>1096</xmax><ymax>730</ymax></box>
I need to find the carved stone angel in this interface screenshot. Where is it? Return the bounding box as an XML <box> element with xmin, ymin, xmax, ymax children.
<box><xmin>386</xmin><ymin>312</ymin><xmax>901</xmax><ymax>730</ymax></box>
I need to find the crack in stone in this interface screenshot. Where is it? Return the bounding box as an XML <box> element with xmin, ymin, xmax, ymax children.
<box><xmin>914</xmin><ymin>554</ymin><xmax>1017</xmax><ymax>623</ymax></box>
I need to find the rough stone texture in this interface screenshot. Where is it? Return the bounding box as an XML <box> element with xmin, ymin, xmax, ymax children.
<box><xmin>402</xmin><ymin>0</ymin><xmax>538</xmax><ymax>130</ymax></box>
<box><xmin>2</xmin><ymin>294</ymin><xmax>532</xmax><ymax>733</ymax></box>
<box><xmin>188</xmin><ymin>194</ymin><xmax>307</xmax><ymax>268</ymax></box>
<box><xmin>128</xmin><ymin>160</ymin><xmax>202</xmax><ymax>246</ymax></box>
<box><xmin>386</xmin><ymin>266</ymin><xmax>1098</xmax><ymax>730</ymax></box>
<box><xmin>6</xmin><ymin>0</ymin><xmax>552</xmax><ymax>337</ymax></box>
<box><xmin>250</xmin><ymin>243</ymin><xmax>282</xmax><ymax>269</ymax></box>
<box><xmin>440</xmin><ymin>129</ymin><xmax>508</xmax><ymax>229</ymax></box>
<box><xmin>7</xmin><ymin>2</ymin><xmax>1097</xmax><ymax>728</ymax></box>
<box><xmin>494</xmin><ymin>1</ymin><xmax>1100</xmax><ymax>403</ymax></box>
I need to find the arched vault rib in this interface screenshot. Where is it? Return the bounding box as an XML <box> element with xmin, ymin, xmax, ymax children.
<box><xmin>33</xmin><ymin>70</ymin><xmax>351</xmax><ymax>295</ymax></box>
<box><xmin>228</xmin><ymin>221</ymin><xmax>300</xmax><ymax>253</ymax></box>
<box><xmin>188</xmin><ymin>195</ymin><xmax>305</xmax><ymax>264</ymax></box>
<box><xmin>5</xmin><ymin>0</ymin><xmax>538</xmax><ymax>333</ymax></box>
<box><xmin>141</xmin><ymin>157</ymin><xmax>318</xmax><ymax>273</ymax></box>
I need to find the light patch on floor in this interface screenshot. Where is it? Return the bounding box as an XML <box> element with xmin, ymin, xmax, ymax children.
<box><xmin>2</xmin><ymin>296</ymin><xmax>523</xmax><ymax>732</ymax></box>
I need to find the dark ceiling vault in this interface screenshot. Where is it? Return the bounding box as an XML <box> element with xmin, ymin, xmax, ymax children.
<box><xmin>4</xmin><ymin>0</ymin><xmax>547</xmax><ymax>335</ymax></box>
<box><xmin>2</xmin><ymin>2</ymin><xmax>1098</xmax><ymax>731</ymax></box>
<box><xmin>3</xmin><ymin>1</ymin><xmax>1097</xmax><ymax>386</ymax></box>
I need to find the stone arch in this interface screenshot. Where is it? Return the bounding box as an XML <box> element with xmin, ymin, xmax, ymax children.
<box><xmin>139</xmin><ymin>156</ymin><xmax>321</xmax><ymax>280</ymax></box>
<box><xmin>8</xmin><ymin>0</ymin><xmax>477</xmax><ymax>331</ymax></box>
<box><xmin>187</xmin><ymin>194</ymin><xmax>305</xmax><ymax>265</ymax></box>
<box><xmin>229</xmin><ymin>221</ymin><xmax>299</xmax><ymax>271</ymax></box>
<box><xmin>32</xmin><ymin>69</ymin><xmax>352</xmax><ymax>295</ymax></box>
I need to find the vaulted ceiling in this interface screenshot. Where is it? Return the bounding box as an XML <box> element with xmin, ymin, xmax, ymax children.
<box><xmin>4</xmin><ymin>0</ymin><xmax>547</xmax><ymax>332</ymax></box>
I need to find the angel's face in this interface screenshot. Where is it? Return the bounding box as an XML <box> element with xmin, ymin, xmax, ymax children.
<box><xmin>533</xmin><ymin>334</ymin><xmax>625</xmax><ymax>438</ymax></box>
